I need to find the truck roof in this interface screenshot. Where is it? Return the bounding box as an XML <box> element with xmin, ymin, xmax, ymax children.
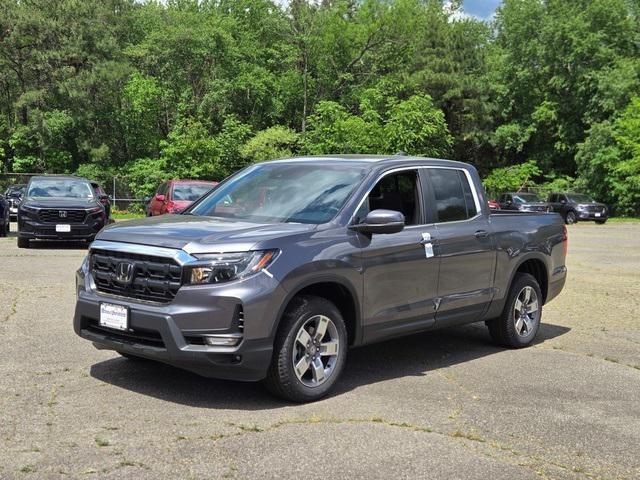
<box><xmin>266</xmin><ymin>155</ymin><xmax>475</xmax><ymax>171</ymax></box>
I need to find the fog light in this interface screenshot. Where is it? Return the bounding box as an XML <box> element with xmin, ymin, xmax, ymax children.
<box><xmin>203</xmin><ymin>334</ymin><xmax>242</xmax><ymax>347</ymax></box>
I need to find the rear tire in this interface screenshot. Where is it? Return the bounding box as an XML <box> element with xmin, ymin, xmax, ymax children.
<box><xmin>264</xmin><ymin>295</ymin><xmax>348</xmax><ymax>403</ymax></box>
<box><xmin>564</xmin><ymin>211</ymin><xmax>577</xmax><ymax>224</ymax></box>
<box><xmin>487</xmin><ymin>272</ymin><xmax>542</xmax><ymax>348</ymax></box>
<box><xmin>17</xmin><ymin>237</ymin><xmax>30</xmax><ymax>248</ymax></box>
<box><xmin>0</xmin><ymin>221</ymin><xmax>6</xmax><ymax>237</ymax></box>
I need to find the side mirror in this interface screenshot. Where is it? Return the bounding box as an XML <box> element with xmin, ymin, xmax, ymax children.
<box><xmin>155</xmin><ymin>194</ymin><xmax>166</xmax><ymax>202</ymax></box>
<box><xmin>350</xmin><ymin>209</ymin><xmax>405</xmax><ymax>235</ymax></box>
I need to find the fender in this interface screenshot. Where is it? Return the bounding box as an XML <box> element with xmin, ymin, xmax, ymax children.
<box><xmin>269</xmin><ymin>271</ymin><xmax>363</xmax><ymax>346</ymax></box>
<box><xmin>484</xmin><ymin>251</ymin><xmax>551</xmax><ymax>320</ymax></box>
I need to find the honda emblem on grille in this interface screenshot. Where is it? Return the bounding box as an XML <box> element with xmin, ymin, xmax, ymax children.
<box><xmin>59</xmin><ymin>210</ymin><xmax>67</xmax><ymax>218</ymax></box>
<box><xmin>115</xmin><ymin>262</ymin><xmax>134</xmax><ymax>285</ymax></box>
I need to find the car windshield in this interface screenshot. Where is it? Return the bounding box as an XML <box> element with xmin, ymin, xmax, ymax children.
<box><xmin>513</xmin><ymin>193</ymin><xmax>542</xmax><ymax>203</ymax></box>
<box><xmin>567</xmin><ymin>193</ymin><xmax>595</xmax><ymax>203</ymax></box>
<box><xmin>27</xmin><ymin>179</ymin><xmax>94</xmax><ymax>199</ymax></box>
<box><xmin>173</xmin><ymin>183</ymin><xmax>214</xmax><ymax>202</ymax></box>
<box><xmin>188</xmin><ymin>163</ymin><xmax>366</xmax><ymax>224</ymax></box>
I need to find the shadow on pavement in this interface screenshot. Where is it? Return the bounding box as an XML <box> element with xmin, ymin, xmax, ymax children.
<box><xmin>90</xmin><ymin>322</ymin><xmax>570</xmax><ymax>409</ymax></box>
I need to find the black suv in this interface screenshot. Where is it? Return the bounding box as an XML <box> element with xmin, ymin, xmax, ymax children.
<box><xmin>18</xmin><ymin>176</ymin><xmax>108</xmax><ymax>248</ymax></box>
<box><xmin>4</xmin><ymin>184</ymin><xmax>26</xmax><ymax>219</ymax></box>
<box><xmin>547</xmin><ymin>193</ymin><xmax>608</xmax><ymax>224</ymax></box>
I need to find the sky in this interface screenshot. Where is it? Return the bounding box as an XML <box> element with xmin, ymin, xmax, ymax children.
<box><xmin>463</xmin><ymin>0</ymin><xmax>502</xmax><ymax>20</ymax></box>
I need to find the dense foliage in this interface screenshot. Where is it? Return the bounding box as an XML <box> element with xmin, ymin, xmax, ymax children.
<box><xmin>0</xmin><ymin>0</ymin><xmax>638</xmax><ymax>212</ymax></box>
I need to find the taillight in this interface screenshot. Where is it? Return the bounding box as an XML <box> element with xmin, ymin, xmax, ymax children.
<box><xmin>562</xmin><ymin>225</ymin><xmax>568</xmax><ymax>256</ymax></box>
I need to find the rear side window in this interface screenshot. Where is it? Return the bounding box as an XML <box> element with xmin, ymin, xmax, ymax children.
<box><xmin>428</xmin><ymin>169</ymin><xmax>477</xmax><ymax>223</ymax></box>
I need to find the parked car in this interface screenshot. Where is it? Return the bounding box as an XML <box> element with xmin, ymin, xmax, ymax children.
<box><xmin>74</xmin><ymin>156</ymin><xmax>567</xmax><ymax>402</ymax></box>
<box><xmin>0</xmin><ymin>194</ymin><xmax>9</xmax><ymax>237</ymax></box>
<box><xmin>487</xmin><ymin>199</ymin><xmax>500</xmax><ymax>210</ymax></box>
<box><xmin>17</xmin><ymin>176</ymin><xmax>108</xmax><ymax>248</ymax></box>
<box><xmin>547</xmin><ymin>192</ymin><xmax>608</xmax><ymax>225</ymax></box>
<box><xmin>498</xmin><ymin>192</ymin><xmax>552</xmax><ymax>212</ymax></box>
<box><xmin>4</xmin><ymin>184</ymin><xmax>26</xmax><ymax>219</ymax></box>
<box><xmin>147</xmin><ymin>180</ymin><xmax>218</xmax><ymax>216</ymax></box>
<box><xmin>91</xmin><ymin>182</ymin><xmax>112</xmax><ymax>220</ymax></box>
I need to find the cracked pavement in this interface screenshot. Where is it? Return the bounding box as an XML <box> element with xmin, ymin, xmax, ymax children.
<box><xmin>0</xmin><ymin>221</ymin><xmax>639</xmax><ymax>479</ymax></box>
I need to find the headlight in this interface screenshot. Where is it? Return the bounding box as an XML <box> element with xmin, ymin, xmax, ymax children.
<box><xmin>576</xmin><ymin>204</ymin><xmax>587</xmax><ymax>211</ymax></box>
<box><xmin>183</xmin><ymin>250</ymin><xmax>278</xmax><ymax>285</ymax></box>
<box><xmin>87</xmin><ymin>206</ymin><xmax>104</xmax><ymax>214</ymax></box>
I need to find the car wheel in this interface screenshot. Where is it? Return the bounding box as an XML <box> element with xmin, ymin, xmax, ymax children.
<box><xmin>264</xmin><ymin>295</ymin><xmax>348</xmax><ymax>403</ymax></box>
<box><xmin>17</xmin><ymin>237</ymin><xmax>30</xmax><ymax>248</ymax></box>
<box><xmin>565</xmin><ymin>211</ymin><xmax>577</xmax><ymax>224</ymax></box>
<box><xmin>487</xmin><ymin>272</ymin><xmax>542</xmax><ymax>348</ymax></box>
<box><xmin>0</xmin><ymin>221</ymin><xmax>6</xmax><ymax>237</ymax></box>
<box><xmin>595</xmin><ymin>219</ymin><xmax>607</xmax><ymax>224</ymax></box>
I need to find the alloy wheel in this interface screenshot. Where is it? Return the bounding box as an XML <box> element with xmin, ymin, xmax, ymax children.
<box><xmin>292</xmin><ymin>315</ymin><xmax>340</xmax><ymax>387</ymax></box>
<box><xmin>513</xmin><ymin>286</ymin><xmax>539</xmax><ymax>337</ymax></box>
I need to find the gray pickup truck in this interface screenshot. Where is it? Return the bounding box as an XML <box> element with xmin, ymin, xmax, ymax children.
<box><xmin>74</xmin><ymin>156</ymin><xmax>567</xmax><ymax>402</ymax></box>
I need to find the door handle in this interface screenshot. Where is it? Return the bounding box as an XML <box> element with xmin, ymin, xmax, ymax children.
<box><xmin>474</xmin><ymin>230</ymin><xmax>489</xmax><ymax>238</ymax></box>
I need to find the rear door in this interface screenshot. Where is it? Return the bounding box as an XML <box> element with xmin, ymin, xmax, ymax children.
<box><xmin>423</xmin><ymin>168</ymin><xmax>496</xmax><ymax>327</ymax></box>
<box><xmin>359</xmin><ymin>169</ymin><xmax>440</xmax><ymax>343</ymax></box>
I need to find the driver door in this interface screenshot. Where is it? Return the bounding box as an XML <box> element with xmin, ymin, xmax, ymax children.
<box><xmin>357</xmin><ymin>169</ymin><xmax>440</xmax><ymax>343</ymax></box>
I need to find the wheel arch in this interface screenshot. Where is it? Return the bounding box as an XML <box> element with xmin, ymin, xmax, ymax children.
<box><xmin>272</xmin><ymin>276</ymin><xmax>362</xmax><ymax>346</ymax></box>
<box><xmin>513</xmin><ymin>256</ymin><xmax>549</xmax><ymax>304</ymax></box>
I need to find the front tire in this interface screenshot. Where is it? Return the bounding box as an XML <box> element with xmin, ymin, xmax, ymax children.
<box><xmin>264</xmin><ymin>295</ymin><xmax>348</xmax><ymax>402</ymax></box>
<box><xmin>17</xmin><ymin>237</ymin><xmax>30</xmax><ymax>248</ymax></box>
<box><xmin>595</xmin><ymin>219</ymin><xmax>607</xmax><ymax>224</ymax></box>
<box><xmin>564</xmin><ymin>211</ymin><xmax>577</xmax><ymax>224</ymax></box>
<box><xmin>487</xmin><ymin>272</ymin><xmax>542</xmax><ymax>348</ymax></box>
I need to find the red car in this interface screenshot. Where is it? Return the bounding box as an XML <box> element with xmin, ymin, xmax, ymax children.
<box><xmin>487</xmin><ymin>199</ymin><xmax>500</xmax><ymax>210</ymax></box>
<box><xmin>147</xmin><ymin>180</ymin><xmax>218</xmax><ymax>216</ymax></box>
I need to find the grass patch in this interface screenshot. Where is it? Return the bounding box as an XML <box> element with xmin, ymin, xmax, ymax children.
<box><xmin>94</xmin><ymin>437</ymin><xmax>110</xmax><ymax>447</ymax></box>
<box><xmin>19</xmin><ymin>465</ymin><xmax>36</xmax><ymax>474</ymax></box>
<box><xmin>607</xmin><ymin>217</ymin><xmax>640</xmax><ymax>223</ymax></box>
<box><xmin>111</xmin><ymin>211</ymin><xmax>145</xmax><ymax>220</ymax></box>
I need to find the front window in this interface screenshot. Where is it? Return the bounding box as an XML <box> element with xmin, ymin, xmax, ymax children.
<box><xmin>354</xmin><ymin>170</ymin><xmax>421</xmax><ymax>225</ymax></box>
<box><xmin>513</xmin><ymin>193</ymin><xmax>542</xmax><ymax>204</ymax></box>
<box><xmin>27</xmin><ymin>179</ymin><xmax>94</xmax><ymax>199</ymax></box>
<box><xmin>172</xmin><ymin>183</ymin><xmax>214</xmax><ymax>202</ymax></box>
<box><xmin>566</xmin><ymin>193</ymin><xmax>595</xmax><ymax>203</ymax></box>
<box><xmin>188</xmin><ymin>163</ymin><xmax>366</xmax><ymax>224</ymax></box>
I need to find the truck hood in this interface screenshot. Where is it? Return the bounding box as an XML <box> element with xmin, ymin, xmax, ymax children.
<box><xmin>24</xmin><ymin>198</ymin><xmax>101</xmax><ymax>209</ymax></box>
<box><xmin>96</xmin><ymin>214</ymin><xmax>316</xmax><ymax>252</ymax></box>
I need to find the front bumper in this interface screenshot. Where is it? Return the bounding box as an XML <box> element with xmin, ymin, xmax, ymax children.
<box><xmin>73</xmin><ymin>257</ymin><xmax>286</xmax><ymax>381</ymax></box>
<box><xmin>18</xmin><ymin>218</ymin><xmax>105</xmax><ymax>241</ymax></box>
<box><xmin>577</xmin><ymin>211</ymin><xmax>608</xmax><ymax>221</ymax></box>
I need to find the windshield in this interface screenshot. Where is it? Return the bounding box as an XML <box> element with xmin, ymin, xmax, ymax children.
<box><xmin>513</xmin><ymin>193</ymin><xmax>542</xmax><ymax>203</ymax></box>
<box><xmin>27</xmin><ymin>179</ymin><xmax>94</xmax><ymax>199</ymax></box>
<box><xmin>188</xmin><ymin>163</ymin><xmax>366</xmax><ymax>224</ymax></box>
<box><xmin>172</xmin><ymin>183</ymin><xmax>215</xmax><ymax>202</ymax></box>
<box><xmin>567</xmin><ymin>193</ymin><xmax>595</xmax><ymax>203</ymax></box>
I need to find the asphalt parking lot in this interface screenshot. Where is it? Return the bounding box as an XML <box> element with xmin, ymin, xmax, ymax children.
<box><xmin>1</xmin><ymin>221</ymin><xmax>639</xmax><ymax>479</ymax></box>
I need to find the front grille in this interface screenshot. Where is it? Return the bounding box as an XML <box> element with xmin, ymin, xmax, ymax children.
<box><xmin>38</xmin><ymin>209</ymin><xmax>87</xmax><ymax>223</ymax></box>
<box><xmin>586</xmin><ymin>205</ymin><xmax>604</xmax><ymax>213</ymax></box>
<box><xmin>91</xmin><ymin>249</ymin><xmax>182</xmax><ymax>303</ymax></box>
<box><xmin>83</xmin><ymin>317</ymin><xmax>165</xmax><ymax>348</ymax></box>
